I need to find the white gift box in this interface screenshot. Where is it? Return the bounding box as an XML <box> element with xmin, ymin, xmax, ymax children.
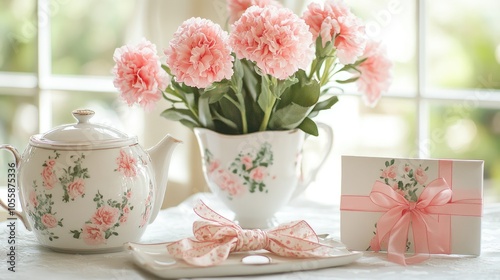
<box><xmin>340</xmin><ymin>155</ymin><xmax>483</xmax><ymax>260</ymax></box>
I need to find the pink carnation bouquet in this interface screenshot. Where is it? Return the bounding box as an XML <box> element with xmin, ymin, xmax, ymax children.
<box><xmin>112</xmin><ymin>0</ymin><xmax>392</xmax><ymax>136</ymax></box>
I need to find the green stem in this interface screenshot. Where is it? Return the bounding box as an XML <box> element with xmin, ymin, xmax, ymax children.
<box><xmin>236</xmin><ymin>94</ymin><xmax>248</xmax><ymax>134</ymax></box>
<box><xmin>320</xmin><ymin>57</ymin><xmax>335</xmax><ymax>87</ymax></box>
<box><xmin>258</xmin><ymin>77</ymin><xmax>278</xmax><ymax>131</ymax></box>
<box><xmin>258</xmin><ymin>94</ymin><xmax>276</xmax><ymax>131</ymax></box>
<box><xmin>308</xmin><ymin>58</ymin><xmax>319</xmax><ymax>80</ymax></box>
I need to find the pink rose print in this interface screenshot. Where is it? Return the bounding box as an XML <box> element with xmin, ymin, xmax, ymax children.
<box><xmin>241</xmin><ymin>156</ymin><xmax>253</xmax><ymax>170</ymax></box>
<box><xmin>116</xmin><ymin>149</ymin><xmax>137</xmax><ymax>177</ymax></box>
<box><xmin>41</xmin><ymin>162</ymin><xmax>57</xmax><ymax>190</ymax></box>
<box><xmin>67</xmin><ymin>178</ymin><xmax>85</xmax><ymax>200</ymax></box>
<box><xmin>208</xmin><ymin>160</ymin><xmax>220</xmax><ymax>174</ymax></box>
<box><xmin>214</xmin><ymin>169</ymin><xmax>244</xmax><ymax>196</ymax></box>
<box><xmin>381</xmin><ymin>165</ymin><xmax>397</xmax><ymax>179</ymax></box>
<box><xmin>404</xmin><ymin>165</ymin><xmax>411</xmax><ymax>173</ymax></box>
<box><xmin>140</xmin><ymin>206</ymin><xmax>151</xmax><ymax>228</ymax></box>
<box><xmin>204</xmin><ymin>142</ymin><xmax>273</xmax><ymax>197</ymax></box>
<box><xmin>27</xmin><ymin>180</ymin><xmax>63</xmax><ymax>241</ymax></box>
<box><xmin>71</xmin><ymin>189</ymin><xmax>134</xmax><ymax>243</ymax></box>
<box><xmin>249</xmin><ymin>166</ymin><xmax>266</xmax><ymax>182</ymax></box>
<box><xmin>391</xmin><ymin>183</ymin><xmax>405</xmax><ymax>197</ymax></box>
<box><xmin>91</xmin><ymin>205</ymin><xmax>120</xmax><ymax>230</ymax></box>
<box><xmin>29</xmin><ymin>190</ymin><xmax>38</xmax><ymax>208</ymax></box>
<box><xmin>82</xmin><ymin>224</ymin><xmax>105</xmax><ymax>246</ymax></box>
<box><xmin>120</xmin><ymin>206</ymin><xmax>130</xmax><ymax>223</ymax></box>
<box><xmin>415</xmin><ymin>167</ymin><xmax>428</xmax><ymax>185</ymax></box>
<box><xmin>41</xmin><ymin>213</ymin><xmax>58</xmax><ymax>228</ymax></box>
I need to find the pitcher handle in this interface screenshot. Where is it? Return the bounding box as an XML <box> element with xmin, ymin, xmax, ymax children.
<box><xmin>291</xmin><ymin>122</ymin><xmax>334</xmax><ymax>199</ymax></box>
<box><xmin>0</xmin><ymin>145</ymin><xmax>31</xmax><ymax>231</ymax></box>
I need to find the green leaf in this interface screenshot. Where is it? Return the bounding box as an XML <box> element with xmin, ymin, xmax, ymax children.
<box><xmin>336</xmin><ymin>76</ymin><xmax>360</xmax><ymax>84</ymax></box>
<box><xmin>268</xmin><ymin>102</ymin><xmax>312</xmax><ymax>130</ymax></box>
<box><xmin>276</xmin><ymin>76</ymin><xmax>299</xmax><ymax>98</ymax></box>
<box><xmin>213</xmin><ymin>96</ymin><xmax>243</xmax><ymax>134</ymax></box>
<box><xmin>161</xmin><ymin>64</ymin><xmax>172</xmax><ymax>76</ymax></box>
<box><xmin>160</xmin><ymin>108</ymin><xmax>200</xmax><ymax>126</ymax></box>
<box><xmin>298</xmin><ymin>117</ymin><xmax>318</xmax><ymax>136</ymax></box>
<box><xmin>311</xmin><ymin>95</ymin><xmax>338</xmax><ymax>112</ymax></box>
<box><xmin>202</xmin><ymin>82</ymin><xmax>230</xmax><ymax>104</ymax></box>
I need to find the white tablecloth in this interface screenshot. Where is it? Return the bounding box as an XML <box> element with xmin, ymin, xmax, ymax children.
<box><xmin>1</xmin><ymin>192</ymin><xmax>499</xmax><ymax>280</ymax></box>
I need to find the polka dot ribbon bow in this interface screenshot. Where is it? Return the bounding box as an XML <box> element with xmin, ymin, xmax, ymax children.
<box><xmin>166</xmin><ymin>200</ymin><xmax>334</xmax><ymax>266</ymax></box>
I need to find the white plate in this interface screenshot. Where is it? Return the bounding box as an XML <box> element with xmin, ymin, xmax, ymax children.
<box><xmin>126</xmin><ymin>237</ymin><xmax>362</xmax><ymax>279</ymax></box>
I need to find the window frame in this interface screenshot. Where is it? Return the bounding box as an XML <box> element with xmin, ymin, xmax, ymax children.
<box><xmin>1</xmin><ymin>0</ymin><xmax>500</xmax><ymax>169</ymax></box>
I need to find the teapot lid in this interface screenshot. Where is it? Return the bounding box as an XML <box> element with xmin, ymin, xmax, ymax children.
<box><xmin>30</xmin><ymin>109</ymin><xmax>137</xmax><ymax>150</ymax></box>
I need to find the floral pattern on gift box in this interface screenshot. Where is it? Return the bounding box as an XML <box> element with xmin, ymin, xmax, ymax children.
<box><xmin>380</xmin><ymin>159</ymin><xmax>429</xmax><ymax>202</ymax></box>
<box><xmin>70</xmin><ymin>190</ymin><xmax>134</xmax><ymax>245</ymax></box>
<box><xmin>27</xmin><ymin>181</ymin><xmax>64</xmax><ymax>241</ymax></box>
<box><xmin>368</xmin><ymin>159</ymin><xmax>430</xmax><ymax>251</ymax></box>
<box><xmin>205</xmin><ymin>142</ymin><xmax>274</xmax><ymax>198</ymax></box>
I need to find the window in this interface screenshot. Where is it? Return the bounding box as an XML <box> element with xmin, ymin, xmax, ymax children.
<box><xmin>1</xmin><ymin>0</ymin><xmax>499</xmax><ymax>208</ymax></box>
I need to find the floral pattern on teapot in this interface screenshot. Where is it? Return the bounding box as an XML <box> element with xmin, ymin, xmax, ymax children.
<box><xmin>205</xmin><ymin>142</ymin><xmax>274</xmax><ymax>199</ymax></box>
<box><xmin>115</xmin><ymin>149</ymin><xmax>138</xmax><ymax>177</ymax></box>
<box><xmin>139</xmin><ymin>183</ymin><xmax>153</xmax><ymax>228</ymax></box>
<box><xmin>70</xmin><ymin>189</ymin><xmax>134</xmax><ymax>245</ymax></box>
<box><xmin>27</xmin><ymin>181</ymin><xmax>64</xmax><ymax>241</ymax></box>
<box><xmin>41</xmin><ymin>151</ymin><xmax>90</xmax><ymax>202</ymax></box>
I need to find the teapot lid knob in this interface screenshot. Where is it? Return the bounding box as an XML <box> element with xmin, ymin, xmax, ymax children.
<box><xmin>72</xmin><ymin>109</ymin><xmax>95</xmax><ymax>124</ymax></box>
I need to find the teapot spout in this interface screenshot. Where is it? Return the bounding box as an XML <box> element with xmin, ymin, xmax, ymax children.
<box><xmin>146</xmin><ymin>134</ymin><xmax>181</xmax><ymax>223</ymax></box>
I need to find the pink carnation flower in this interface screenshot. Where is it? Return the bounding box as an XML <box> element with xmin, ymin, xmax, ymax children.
<box><xmin>165</xmin><ymin>17</ymin><xmax>234</xmax><ymax>89</ymax></box>
<box><xmin>113</xmin><ymin>38</ymin><xmax>168</xmax><ymax>111</ymax></box>
<box><xmin>227</xmin><ymin>0</ymin><xmax>282</xmax><ymax>23</ymax></box>
<box><xmin>230</xmin><ymin>6</ymin><xmax>314</xmax><ymax>80</ymax></box>
<box><xmin>303</xmin><ymin>0</ymin><xmax>366</xmax><ymax>64</ymax></box>
<box><xmin>356</xmin><ymin>40</ymin><xmax>392</xmax><ymax>107</ymax></box>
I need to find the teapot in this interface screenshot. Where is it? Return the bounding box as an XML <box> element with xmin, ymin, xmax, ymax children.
<box><xmin>0</xmin><ymin>109</ymin><xmax>180</xmax><ymax>253</ymax></box>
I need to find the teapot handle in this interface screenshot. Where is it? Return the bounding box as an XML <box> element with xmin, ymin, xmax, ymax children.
<box><xmin>291</xmin><ymin>122</ymin><xmax>334</xmax><ymax>199</ymax></box>
<box><xmin>0</xmin><ymin>145</ymin><xmax>31</xmax><ymax>231</ymax></box>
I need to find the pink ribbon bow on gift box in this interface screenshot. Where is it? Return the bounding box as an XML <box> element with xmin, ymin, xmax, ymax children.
<box><xmin>368</xmin><ymin>178</ymin><xmax>453</xmax><ymax>265</ymax></box>
<box><xmin>166</xmin><ymin>200</ymin><xmax>333</xmax><ymax>266</ymax></box>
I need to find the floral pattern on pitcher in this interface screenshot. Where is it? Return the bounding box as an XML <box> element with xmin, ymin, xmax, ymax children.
<box><xmin>205</xmin><ymin>142</ymin><xmax>274</xmax><ymax>198</ymax></box>
<box><xmin>368</xmin><ymin>159</ymin><xmax>430</xmax><ymax>251</ymax></box>
<box><xmin>27</xmin><ymin>181</ymin><xmax>63</xmax><ymax>241</ymax></box>
<box><xmin>70</xmin><ymin>189</ymin><xmax>134</xmax><ymax>245</ymax></box>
